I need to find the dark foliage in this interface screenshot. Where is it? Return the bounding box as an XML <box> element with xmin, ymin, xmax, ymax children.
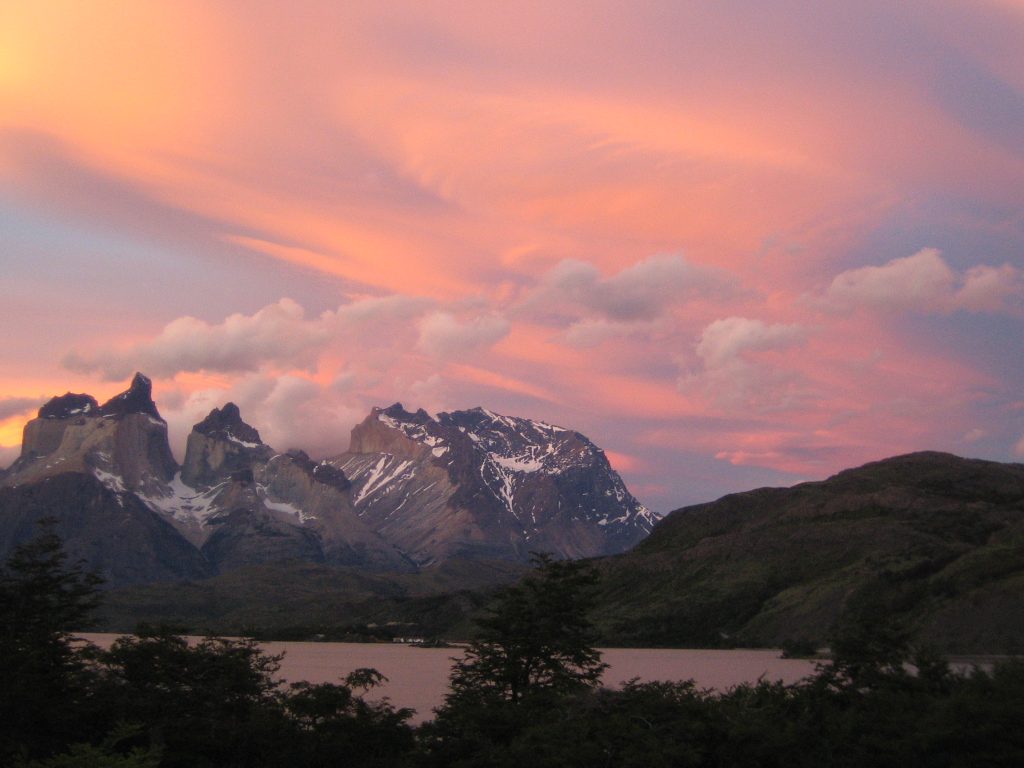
<box><xmin>0</xmin><ymin>519</ymin><xmax>105</xmax><ymax>760</ymax></box>
<box><xmin>445</xmin><ymin>553</ymin><xmax>607</xmax><ymax>706</ymax></box>
<box><xmin>96</xmin><ymin>630</ymin><xmax>291</xmax><ymax>768</ymax></box>
<box><xmin>1</xmin><ymin>527</ymin><xmax>414</xmax><ymax>767</ymax></box>
<box><xmin>4</xmin><ymin>528</ymin><xmax>1024</xmax><ymax>767</ymax></box>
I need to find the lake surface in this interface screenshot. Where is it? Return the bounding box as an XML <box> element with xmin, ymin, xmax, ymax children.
<box><xmin>80</xmin><ymin>634</ymin><xmax>817</xmax><ymax>723</ymax></box>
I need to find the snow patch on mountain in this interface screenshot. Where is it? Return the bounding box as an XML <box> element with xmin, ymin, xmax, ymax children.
<box><xmin>139</xmin><ymin>472</ymin><xmax>225</xmax><ymax>525</ymax></box>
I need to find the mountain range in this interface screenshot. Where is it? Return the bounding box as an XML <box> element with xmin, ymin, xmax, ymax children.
<box><xmin>0</xmin><ymin>374</ymin><xmax>655</xmax><ymax>586</ymax></box>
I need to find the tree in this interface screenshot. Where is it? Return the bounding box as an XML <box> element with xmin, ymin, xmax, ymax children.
<box><xmin>284</xmin><ymin>669</ymin><xmax>415</xmax><ymax>767</ymax></box>
<box><xmin>445</xmin><ymin>553</ymin><xmax>608</xmax><ymax>707</ymax></box>
<box><xmin>98</xmin><ymin>629</ymin><xmax>290</xmax><ymax>768</ymax></box>
<box><xmin>421</xmin><ymin>555</ymin><xmax>607</xmax><ymax>766</ymax></box>
<box><xmin>0</xmin><ymin>520</ymin><xmax>104</xmax><ymax>760</ymax></box>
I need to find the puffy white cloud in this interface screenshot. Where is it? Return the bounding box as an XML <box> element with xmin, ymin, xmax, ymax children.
<box><xmin>695</xmin><ymin>316</ymin><xmax>805</xmax><ymax>368</ymax></box>
<box><xmin>327</xmin><ymin>294</ymin><xmax>435</xmax><ymax>327</ymax></box>
<box><xmin>956</xmin><ymin>264</ymin><xmax>1024</xmax><ymax>313</ymax></box>
<box><xmin>416</xmin><ymin>312</ymin><xmax>510</xmax><ymax>357</ymax></box>
<box><xmin>63</xmin><ymin>298</ymin><xmax>330</xmax><ymax>380</ymax></box>
<box><xmin>682</xmin><ymin>317</ymin><xmax>809</xmax><ymax>411</ymax></box>
<box><xmin>825</xmin><ymin>248</ymin><xmax>1023</xmax><ymax>314</ymax></box>
<box><xmin>525</xmin><ymin>253</ymin><xmax>729</xmax><ymax>323</ymax></box>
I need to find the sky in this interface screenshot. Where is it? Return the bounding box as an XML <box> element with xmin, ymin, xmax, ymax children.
<box><xmin>1</xmin><ymin>1</ymin><xmax>1022</xmax><ymax>512</ymax></box>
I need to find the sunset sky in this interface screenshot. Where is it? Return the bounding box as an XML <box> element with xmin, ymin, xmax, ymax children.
<box><xmin>2</xmin><ymin>1</ymin><xmax>1022</xmax><ymax>511</ymax></box>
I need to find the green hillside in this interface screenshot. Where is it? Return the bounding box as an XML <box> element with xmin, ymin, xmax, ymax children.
<box><xmin>590</xmin><ymin>452</ymin><xmax>1024</xmax><ymax>653</ymax></box>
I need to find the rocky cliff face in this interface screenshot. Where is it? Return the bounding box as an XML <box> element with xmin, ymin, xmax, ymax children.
<box><xmin>1</xmin><ymin>376</ymin><xmax>654</xmax><ymax>585</ymax></box>
<box><xmin>7</xmin><ymin>373</ymin><xmax>177</xmax><ymax>497</ymax></box>
<box><xmin>0</xmin><ymin>470</ymin><xmax>211</xmax><ymax>587</ymax></box>
<box><xmin>145</xmin><ymin>406</ymin><xmax>413</xmax><ymax>572</ymax></box>
<box><xmin>0</xmin><ymin>375</ymin><xmax>205</xmax><ymax>585</ymax></box>
<box><xmin>180</xmin><ymin>402</ymin><xmax>273</xmax><ymax>488</ymax></box>
<box><xmin>329</xmin><ymin>403</ymin><xmax>657</xmax><ymax>566</ymax></box>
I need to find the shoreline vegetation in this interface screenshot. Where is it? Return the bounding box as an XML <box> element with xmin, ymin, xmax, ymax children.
<box><xmin>4</xmin><ymin>528</ymin><xmax>1024</xmax><ymax>766</ymax></box>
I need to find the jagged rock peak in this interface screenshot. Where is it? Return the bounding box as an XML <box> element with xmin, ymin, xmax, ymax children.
<box><xmin>378</xmin><ymin>402</ymin><xmax>432</xmax><ymax>424</ymax></box>
<box><xmin>38</xmin><ymin>392</ymin><xmax>99</xmax><ymax>420</ymax></box>
<box><xmin>98</xmin><ymin>373</ymin><xmax>162</xmax><ymax>420</ymax></box>
<box><xmin>282</xmin><ymin>448</ymin><xmax>351</xmax><ymax>491</ymax></box>
<box><xmin>193</xmin><ymin>402</ymin><xmax>262</xmax><ymax>446</ymax></box>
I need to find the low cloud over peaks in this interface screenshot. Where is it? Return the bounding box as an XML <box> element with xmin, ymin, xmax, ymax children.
<box><xmin>62</xmin><ymin>298</ymin><xmax>329</xmax><ymax>380</ymax></box>
<box><xmin>62</xmin><ymin>295</ymin><xmax>445</xmax><ymax>382</ymax></box>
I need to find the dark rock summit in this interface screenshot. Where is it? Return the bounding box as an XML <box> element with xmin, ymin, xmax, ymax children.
<box><xmin>38</xmin><ymin>393</ymin><xmax>98</xmax><ymax>420</ymax></box>
<box><xmin>97</xmin><ymin>372</ymin><xmax>162</xmax><ymax>420</ymax></box>
<box><xmin>181</xmin><ymin>404</ymin><xmax>272</xmax><ymax>489</ymax></box>
<box><xmin>8</xmin><ymin>373</ymin><xmax>178</xmax><ymax>494</ymax></box>
<box><xmin>193</xmin><ymin>402</ymin><xmax>263</xmax><ymax>445</ymax></box>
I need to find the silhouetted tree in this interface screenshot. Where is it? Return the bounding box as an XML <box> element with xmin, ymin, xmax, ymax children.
<box><xmin>422</xmin><ymin>554</ymin><xmax>607</xmax><ymax>766</ymax></box>
<box><xmin>285</xmin><ymin>669</ymin><xmax>414</xmax><ymax>767</ymax></box>
<box><xmin>0</xmin><ymin>520</ymin><xmax>104</xmax><ymax>760</ymax></box>
<box><xmin>98</xmin><ymin>629</ymin><xmax>291</xmax><ymax>768</ymax></box>
<box><xmin>445</xmin><ymin>553</ymin><xmax>606</xmax><ymax>706</ymax></box>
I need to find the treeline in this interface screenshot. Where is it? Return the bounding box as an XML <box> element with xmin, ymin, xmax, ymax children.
<box><xmin>2</xmin><ymin>527</ymin><xmax>1023</xmax><ymax>767</ymax></box>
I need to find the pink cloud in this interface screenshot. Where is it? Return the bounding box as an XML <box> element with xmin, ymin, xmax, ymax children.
<box><xmin>824</xmin><ymin>248</ymin><xmax>1024</xmax><ymax>314</ymax></box>
<box><xmin>694</xmin><ymin>317</ymin><xmax>805</xmax><ymax>369</ymax></box>
<box><xmin>680</xmin><ymin>317</ymin><xmax>810</xmax><ymax>412</ymax></box>
<box><xmin>416</xmin><ymin>311</ymin><xmax>510</xmax><ymax>358</ymax></box>
<box><xmin>523</xmin><ymin>253</ymin><xmax>730</xmax><ymax>323</ymax></box>
<box><xmin>62</xmin><ymin>298</ymin><xmax>328</xmax><ymax>380</ymax></box>
<box><xmin>61</xmin><ymin>295</ymin><xmax>443</xmax><ymax>381</ymax></box>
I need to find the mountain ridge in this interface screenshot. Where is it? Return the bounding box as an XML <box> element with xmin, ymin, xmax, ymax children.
<box><xmin>0</xmin><ymin>374</ymin><xmax>655</xmax><ymax>585</ymax></box>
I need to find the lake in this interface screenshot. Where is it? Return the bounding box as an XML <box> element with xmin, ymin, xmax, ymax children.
<box><xmin>80</xmin><ymin>634</ymin><xmax>818</xmax><ymax>723</ymax></box>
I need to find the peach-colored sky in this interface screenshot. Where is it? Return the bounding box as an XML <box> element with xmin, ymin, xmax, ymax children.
<box><xmin>1</xmin><ymin>1</ymin><xmax>1022</xmax><ymax>510</ymax></box>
